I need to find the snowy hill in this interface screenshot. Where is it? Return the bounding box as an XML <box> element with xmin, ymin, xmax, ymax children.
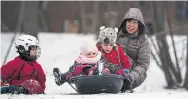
<box><xmin>1</xmin><ymin>33</ymin><xmax>188</xmax><ymax>99</ymax></box>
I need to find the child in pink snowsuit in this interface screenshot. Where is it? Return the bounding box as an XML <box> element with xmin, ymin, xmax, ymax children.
<box><xmin>53</xmin><ymin>42</ymin><xmax>102</xmax><ymax>86</ymax></box>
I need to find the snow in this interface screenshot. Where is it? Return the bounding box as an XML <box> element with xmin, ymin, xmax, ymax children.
<box><xmin>1</xmin><ymin>92</ymin><xmax>188</xmax><ymax>99</ymax></box>
<box><xmin>1</xmin><ymin>33</ymin><xmax>188</xmax><ymax>99</ymax></box>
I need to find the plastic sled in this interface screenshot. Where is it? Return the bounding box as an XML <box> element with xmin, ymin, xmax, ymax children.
<box><xmin>69</xmin><ymin>74</ymin><xmax>124</xmax><ymax>94</ymax></box>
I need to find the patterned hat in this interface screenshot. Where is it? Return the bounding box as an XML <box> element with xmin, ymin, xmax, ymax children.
<box><xmin>98</xmin><ymin>26</ymin><xmax>118</xmax><ymax>45</ymax></box>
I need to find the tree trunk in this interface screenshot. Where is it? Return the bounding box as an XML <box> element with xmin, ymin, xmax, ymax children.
<box><xmin>165</xmin><ymin>2</ymin><xmax>182</xmax><ymax>84</ymax></box>
<box><xmin>1</xmin><ymin>21</ymin><xmax>10</xmax><ymax>32</ymax></box>
<box><xmin>16</xmin><ymin>1</ymin><xmax>42</xmax><ymax>38</ymax></box>
<box><xmin>183</xmin><ymin>32</ymin><xmax>188</xmax><ymax>90</ymax></box>
<box><xmin>152</xmin><ymin>1</ymin><xmax>178</xmax><ymax>88</ymax></box>
<box><xmin>98</xmin><ymin>2</ymin><xmax>105</xmax><ymax>29</ymax></box>
<box><xmin>91</xmin><ymin>1</ymin><xmax>99</xmax><ymax>33</ymax></box>
<box><xmin>16</xmin><ymin>1</ymin><xmax>24</xmax><ymax>32</ymax></box>
<box><xmin>158</xmin><ymin>37</ymin><xmax>177</xmax><ymax>88</ymax></box>
<box><xmin>39</xmin><ymin>1</ymin><xmax>49</xmax><ymax>32</ymax></box>
<box><xmin>80</xmin><ymin>1</ymin><xmax>87</xmax><ymax>34</ymax></box>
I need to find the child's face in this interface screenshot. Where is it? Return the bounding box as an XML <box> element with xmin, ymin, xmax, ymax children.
<box><xmin>101</xmin><ymin>43</ymin><xmax>113</xmax><ymax>53</ymax></box>
<box><xmin>30</xmin><ymin>46</ymin><xmax>37</xmax><ymax>57</ymax></box>
<box><xmin>85</xmin><ymin>51</ymin><xmax>98</xmax><ymax>58</ymax></box>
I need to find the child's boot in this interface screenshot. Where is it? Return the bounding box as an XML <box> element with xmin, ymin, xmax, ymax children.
<box><xmin>53</xmin><ymin>68</ymin><xmax>67</xmax><ymax>86</ymax></box>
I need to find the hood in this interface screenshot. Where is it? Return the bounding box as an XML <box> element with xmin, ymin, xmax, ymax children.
<box><xmin>118</xmin><ymin>8</ymin><xmax>146</xmax><ymax>37</ymax></box>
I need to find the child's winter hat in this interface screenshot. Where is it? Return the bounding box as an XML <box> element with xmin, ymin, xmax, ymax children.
<box><xmin>98</xmin><ymin>26</ymin><xmax>118</xmax><ymax>46</ymax></box>
<box><xmin>80</xmin><ymin>42</ymin><xmax>98</xmax><ymax>55</ymax></box>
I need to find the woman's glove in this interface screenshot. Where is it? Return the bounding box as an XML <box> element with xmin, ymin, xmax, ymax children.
<box><xmin>120</xmin><ymin>72</ymin><xmax>134</xmax><ymax>93</ymax></box>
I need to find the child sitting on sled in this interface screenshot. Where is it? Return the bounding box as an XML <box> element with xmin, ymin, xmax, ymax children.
<box><xmin>53</xmin><ymin>42</ymin><xmax>102</xmax><ymax>86</ymax></box>
<box><xmin>95</xmin><ymin>26</ymin><xmax>131</xmax><ymax>75</ymax></box>
<box><xmin>1</xmin><ymin>34</ymin><xmax>46</xmax><ymax>94</ymax></box>
<box><xmin>53</xmin><ymin>26</ymin><xmax>131</xmax><ymax>86</ymax></box>
<box><xmin>92</xmin><ymin>26</ymin><xmax>133</xmax><ymax>93</ymax></box>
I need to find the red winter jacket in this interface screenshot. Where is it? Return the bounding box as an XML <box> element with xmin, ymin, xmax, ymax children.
<box><xmin>97</xmin><ymin>44</ymin><xmax>131</xmax><ymax>69</ymax></box>
<box><xmin>1</xmin><ymin>56</ymin><xmax>46</xmax><ymax>94</ymax></box>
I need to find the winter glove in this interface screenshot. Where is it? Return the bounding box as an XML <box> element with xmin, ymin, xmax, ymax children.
<box><xmin>124</xmin><ymin>69</ymin><xmax>130</xmax><ymax>74</ymax></box>
<box><xmin>120</xmin><ymin>73</ymin><xmax>134</xmax><ymax>93</ymax></box>
<box><xmin>102</xmin><ymin>68</ymin><xmax>110</xmax><ymax>74</ymax></box>
<box><xmin>20</xmin><ymin>79</ymin><xmax>41</xmax><ymax>94</ymax></box>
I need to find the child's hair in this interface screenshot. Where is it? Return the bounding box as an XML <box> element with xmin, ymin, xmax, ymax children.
<box><xmin>97</xmin><ymin>26</ymin><xmax>118</xmax><ymax>46</ymax></box>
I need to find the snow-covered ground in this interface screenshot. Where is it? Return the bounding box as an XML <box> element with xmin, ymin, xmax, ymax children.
<box><xmin>1</xmin><ymin>33</ymin><xmax>188</xmax><ymax>99</ymax></box>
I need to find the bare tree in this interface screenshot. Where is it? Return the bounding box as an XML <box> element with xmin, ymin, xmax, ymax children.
<box><xmin>40</xmin><ymin>1</ymin><xmax>49</xmax><ymax>32</ymax></box>
<box><xmin>152</xmin><ymin>1</ymin><xmax>180</xmax><ymax>89</ymax></box>
<box><xmin>165</xmin><ymin>2</ymin><xmax>182</xmax><ymax>84</ymax></box>
<box><xmin>16</xmin><ymin>1</ymin><xmax>45</xmax><ymax>38</ymax></box>
<box><xmin>184</xmin><ymin>32</ymin><xmax>188</xmax><ymax>90</ymax></box>
<box><xmin>80</xmin><ymin>1</ymin><xmax>87</xmax><ymax>33</ymax></box>
<box><xmin>1</xmin><ymin>21</ymin><xmax>10</xmax><ymax>32</ymax></box>
<box><xmin>91</xmin><ymin>1</ymin><xmax>99</xmax><ymax>33</ymax></box>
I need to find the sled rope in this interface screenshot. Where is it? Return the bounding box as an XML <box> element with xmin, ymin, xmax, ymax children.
<box><xmin>67</xmin><ymin>82</ymin><xmax>78</xmax><ymax>93</ymax></box>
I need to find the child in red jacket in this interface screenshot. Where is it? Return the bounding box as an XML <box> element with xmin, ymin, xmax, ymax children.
<box><xmin>1</xmin><ymin>34</ymin><xmax>46</xmax><ymax>94</ymax></box>
<box><xmin>95</xmin><ymin>26</ymin><xmax>131</xmax><ymax>75</ymax></box>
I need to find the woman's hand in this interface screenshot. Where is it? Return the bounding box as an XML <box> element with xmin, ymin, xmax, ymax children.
<box><xmin>120</xmin><ymin>73</ymin><xmax>134</xmax><ymax>93</ymax></box>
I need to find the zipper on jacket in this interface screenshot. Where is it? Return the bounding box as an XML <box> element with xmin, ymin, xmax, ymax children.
<box><xmin>29</xmin><ymin>63</ymin><xmax>36</xmax><ymax>79</ymax></box>
<box><xmin>126</xmin><ymin>38</ymin><xmax>131</xmax><ymax>48</ymax></box>
<box><xmin>17</xmin><ymin>62</ymin><xmax>26</xmax><ymax>80</ymax></box>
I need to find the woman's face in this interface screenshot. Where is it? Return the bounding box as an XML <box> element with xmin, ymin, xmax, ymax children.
<box><xmin>101</xmin><ymin>43</ymin><xmax>113</xmax><ymax>53</ymax></box>
<box><xmin>126</xmin><ymin>19</ymin><xmax>139</xmax><ymax>34</ymax></box>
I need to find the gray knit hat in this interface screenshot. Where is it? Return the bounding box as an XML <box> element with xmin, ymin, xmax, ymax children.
<box><xmin>98</xmin><ymin>26</ymin><xmax>118</xmax><ymax>45</ymax></box>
